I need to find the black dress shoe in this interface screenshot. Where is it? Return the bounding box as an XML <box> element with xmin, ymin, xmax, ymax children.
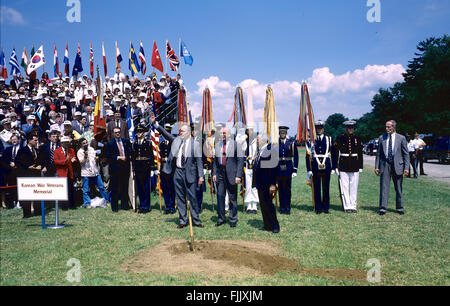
<box><xmin>177</xmin><ymin>224</ymin><xmax>186</xmax><ymax>229</ymax></box>
<box><xmin>22</xmin><ymin>215</ymin><xmax>32</xmax><ymax>219</ymax></box>
<box><xmin>315</xmin><ymin>211</ymin><xmax>321</xmax><ymax>215</ymax></box>
<box><xmin>230</xmin><ymin>223</ymin><xmax>236</xmax><ymax>228</ymax></box>
<box><xmin>259</xmin><ymin>227</ymin><xmax>268</xmax><ymax>231</ymax></box>
<box><xmin>215</xmin><ymin>221</ymin><xmax>226</xmax><ymax>227</ymax></box>
<box><xmin>253</xmin><ymin>210</ymin><xmax>257</xmax><ymax>214</ymax></box>
<box><xmin>194</xmin><ymin>223</ymin><xmax>204</xmax><ymax>228</ymax></box>
<box><xmin>378</xmin><ymin>210</ymin><xmax>386</xmax><ymax>215</ymax></box>
<box><xmin>323</xmin><ymin>210</ymin><xmax>329</xmax><ymax>214</ymax></box>
<box><xmin>272</xmin><ymin>228</ymin><xmax>280</xmax><ymax>234</ymax></box>
<box><xmin>164</xmin><ymin>210</ymin><xmax>170</xmax><ymax>215</ymax></box>
<box><xmin>396</xmin><ymin>210</ymin><xmax>405</xmax><ymax>215</ymax></box>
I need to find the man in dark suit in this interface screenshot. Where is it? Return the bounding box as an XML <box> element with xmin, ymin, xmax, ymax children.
<box><xmin>107</xmin><ymin>111</ymin><xmax>129</xmax><ymax>141</ymax></box>
<box><xmin>151</xmin><ymin>113</ymin><xmax>204</xmax><ymax>228</ymax></box>
<box><xmin>15</xmin><ymin>133</ymin><xmax>46</xmax><ymax>218</ymax></box>
<box><xmin>0</xmin><ymin>134</ymin><xmax>21</xmax><ymax>208</ymax></box>
<box><xmin>252</xmin><ymin>134</ymin><xmax>280</xmax><ymax>233</ymax></box>
<box><xmin>41</xmin><ymin>130</ymin><xmax>61</xmax><ymax>177</ymax></box>
<box><xmin>212</xmin><ymin>127</ymin><xmax>245</xmax><ymax>228</ymax></box>
<box><xmin>106</xmin><ymin>127</ymin><xmax>132</xmax><ymax>212</ymax></box>
<box><xmin>375</xmin><ymin>120</ymin><xmax>409</xmax><ymax>215</ymax></box>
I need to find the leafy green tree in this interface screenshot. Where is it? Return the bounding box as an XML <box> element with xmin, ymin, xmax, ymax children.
<box><xmin>324</xmin><ymin>113</ymin><xmax>348</xmax><ymax>140</ymax></box>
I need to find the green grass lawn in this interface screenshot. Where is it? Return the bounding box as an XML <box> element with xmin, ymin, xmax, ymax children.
<box><xmin>1</xmin><ymin>150</ymin><xmax>449</xmax><ymax>286</ymax></box>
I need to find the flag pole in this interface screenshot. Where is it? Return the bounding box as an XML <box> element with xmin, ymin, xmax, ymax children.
<box><xmin>165</xmin><ymin>39</ymin><xmax>167</xmax><ymax>75</ymax></box>
<box><xmin>179</xmin><ymin>37</ymin><xmax>182</xmax><ymax>75</ymax></box>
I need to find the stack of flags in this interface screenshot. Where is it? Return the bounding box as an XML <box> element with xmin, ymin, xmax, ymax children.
<box><xmin>263</xmin><ymin>86</ymin><xmax>278</xmax><ymax>145</ymax></box>
<box><xmin>228</xmin><ymin>87</ymin><xmax>247</xmax><ymax>129</ymax></box>
<box><xmin>0</xmin><ymin>39</ymin><xmax>194</xmax><ymax>79</ymax></box>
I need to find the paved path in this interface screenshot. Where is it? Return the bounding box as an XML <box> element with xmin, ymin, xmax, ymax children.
<box><xmin>363</xmin><ymin>154</ymin><xmax>450</xmax><ymax>184</ymax></box>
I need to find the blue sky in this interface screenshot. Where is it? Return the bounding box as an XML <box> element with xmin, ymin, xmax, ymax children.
<box><xmin>1</xmin><ymin>0</ymin><xmax>449</xmax><ymax>133</ymax></box>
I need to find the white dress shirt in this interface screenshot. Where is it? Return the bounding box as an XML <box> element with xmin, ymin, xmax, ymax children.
<box><xmin>77</xmin><ymin>147</ymin><xmax>99</xmax><ymax>177</ymax></box>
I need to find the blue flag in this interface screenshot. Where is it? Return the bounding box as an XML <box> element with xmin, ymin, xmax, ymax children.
<box><xmin>180</xmin><ymin>40</ymin><xmax>193</xmax><ymax>66</ymax></box>
<box><xmin>127</xmin><ymin>107</ymin><xmax>135</xmax><ymax>142</ymax></box>
<box><xmin>129</xmin><ymin>42</ymin><xmax>140</xmax><ymax>77</ymax></box>
<box><xmin>9</xmin><ymin>49</ymin><xmax>21</xmax><ymax>76</ymax></box>
<box><xmin>72</xmin><ymin>45</ymin><xmax>83</xmax><ymax>76</ymax></box>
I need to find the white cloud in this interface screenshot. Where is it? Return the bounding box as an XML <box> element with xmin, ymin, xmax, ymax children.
<box><xmin>0</xmin><ymin>6</ymin><xmax>26</xmax><ymax>26</ymax></box>
<box><xmin>191</xmin><ymin>64</ymin><xmax>405</xmax><ymax>132</ymax></box>
<box><xmin>307</xmin><ymin>64</ymin><xmax>405</xmax><ymax>94</ymax></box>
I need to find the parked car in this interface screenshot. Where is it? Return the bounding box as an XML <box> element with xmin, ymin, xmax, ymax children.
<box><xmin>364</xmin><ymin>139</ymin><xmax>379</xmax><ymax>156</ymax></box>
<box><xmin>422</xmin><ymin>136</ymin><xmax>450</xmax><ymax>164</ymax></box>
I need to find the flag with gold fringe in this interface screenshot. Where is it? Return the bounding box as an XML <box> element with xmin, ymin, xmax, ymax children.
<box><xmin>263</xmin><ymin>86</ymin><xmax>278</xmax><ymax>145</ymax></box>
<box><xmin>93</xmin><ymin>66</ymin><xmax>107</xmax><ymax>142</ymax></box>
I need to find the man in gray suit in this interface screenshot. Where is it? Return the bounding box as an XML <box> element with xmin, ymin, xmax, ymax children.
<box><xmin>150</xmin><ymin>113</ymin><xmax>205</xmax><ymax>228</ymax></box>
<box><xmin>212</xmin><ymin>126</ymin><xmax>245</xmax><ymax>228</ymax></box>
<box><xmin>375</xmin><ymin>120</ymin><xmax>410</xmax><ymax>215</ymax></box>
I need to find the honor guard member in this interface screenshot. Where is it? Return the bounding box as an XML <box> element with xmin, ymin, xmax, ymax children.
<box><xmin>276</xmin><ymin>126</ymin><xmax>299</xmax><ymax>214</ymax></box>
<box><xmin>334</xmin><ymin>120</ymin><xmax>363</xmax><ymax>213</ymax></box>
<box><xmin>160</xmin><ymin>123</ymin><xmax>176</xmax><ymax>214</ymax></box>
<box><xmin>244</xmin><ymin>125</ymin><xmax>259</xmax><ymax>214</ymax></box>
<box><xmin>132</xmin><ymin>125</ymin><xmax>155</xmax><ymax>214</ymax></box>
<box><xmin>306</xmin><ymin>121</ymin><xmax>337</xmax><ymax>214</ymax></box>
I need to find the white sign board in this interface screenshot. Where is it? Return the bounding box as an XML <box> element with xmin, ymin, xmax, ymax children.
<box><xmin>17</xmin><ymin>177</ymin><xmax>68</xmax><ymax>201</ymax></box>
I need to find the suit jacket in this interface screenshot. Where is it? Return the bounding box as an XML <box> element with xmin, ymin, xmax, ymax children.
<box><xmin>53</xmin><ymin>147</ymin><xmax>76</xmax><ymax>179</ymax></box>
<box><xmin>106</xmin><ymin>138</ymin><xmax>132</xmax><ymax>173</ymax></box>
<box><xmin>15</xmin><ymin>145</ymin><xmax>45</xmax><ymax>177</ymax></box>
<box><xmin>156</xmin><ymin>125</ymin><xmax>203</xmax><ymax>184</ymax></box>
<box><xmin>0</xmin><ymin>145</ymin><xmax>19</xmax><ymax>176</ymax></box>
<box><xmin>212</xmin><ymin>138</ymin><xmax>245</xmax><ymax>185</ymax></box>
<box><xmin>107</xmin><ymin>119</ymin><xmax>129</xmax><ymax>141</ymax></box>
<box><xmin>252</xmin><ymin>144</ymin><xmax>277</xmax><ymax>190</ymax></box>
<box><xmin>375</xmin><ymin>133</ymin><xmax>410</xmax><ymax>176</ymax></box>
<box><xmin>41</xmin><ymin>142</ymin><xmax>60</xmax><ymax>176</ymax></box>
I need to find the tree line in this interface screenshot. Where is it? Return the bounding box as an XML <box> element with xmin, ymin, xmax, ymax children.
<box><xmin>323</xmin><ymin>35</ymin><xmax>449</xmax><ymax>142</ymax></box>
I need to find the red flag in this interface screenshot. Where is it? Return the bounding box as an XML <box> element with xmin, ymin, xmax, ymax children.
<box><xmin>102</xmin><ymin>42</ymin><xmax>107</xmax><ymax>77</ymax></box>
<box><xmin>90</xmin><ymin>42</ymin><xmax>94</xmax><ymax>78</ymax></box>
<box><xmin>151</xmin><ymin>41</ymin><xmax>164</xmax><ymax>73</ymax></box>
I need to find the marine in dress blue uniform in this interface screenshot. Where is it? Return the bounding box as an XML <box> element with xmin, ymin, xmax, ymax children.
<box><xmin>132</xmin><ymin>125</ymin><xmax>155</xmax><ymax>214</ymax></box>
<box><xmin>160</xmin><ymin>124</ymin><xmax>176</xmax><ymax>214</ymax></box>
<box><xmin>305</xmin><ymin>121</ymin><xmax>337</xmax><ymax>214</ymax></box>
<box><xmin>276</xmin><ymin>126</ymin><xmax>299</xmax><ymax>214</ymax></box>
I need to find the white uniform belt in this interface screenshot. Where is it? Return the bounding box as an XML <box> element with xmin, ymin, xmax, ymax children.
<box><xmin>340</xmin><ymin>153</ymin><xmax>358</xmax><ymax>157</ymax></box>
<box><xmin>313</xmin><ymin>154</ymin><xmax>330</xmax><ymax>158</ymax></box>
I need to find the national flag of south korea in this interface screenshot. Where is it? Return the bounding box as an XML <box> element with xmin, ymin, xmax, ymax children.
<box><xmin>90</xmin><ymin>42</ymin><xmax>94</xmax><ymax>78</ymax></box>
<box><xmin>53</xmin><ymin>45</ymin><xmax>59</xmax><ymax>77</ymax></box>
<box><xmin>102</xmin><ymin>41</ymin><xmax>107</xmax><ymax>77</ymax></box>
<box><xmin>139</xmin><ymin>40</ymin><xmax>146</xmax><ymax>75</ymax></box>
<box><xmin>115</xmin><ymin>41</ymin><xmax>123</xmax><ymax>69</ymax></box>
<box><xmin>64</xmin><ymin>43</ymin><xmax>70</xmax><ymax>76</ymax></box>
<box><xmin>27</xmin><ymin>45</ymin><xmax>45</xmax><ymax>75</ymax></box>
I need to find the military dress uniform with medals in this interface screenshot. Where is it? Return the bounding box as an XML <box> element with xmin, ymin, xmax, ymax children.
<box><xmin>334</xmin><ymin>121</ymin><xmax>363</xmax><ymax>213</ymax></box>
<box><xmin>132</xmin><ymin>126</ymin><xmax>155</xmax><ymax>213</ymax></box>
<box><xmin>276</xmin><ymin>126</ymin><xmax>299</xmax><ymax>214</ymax></box>
<box><xmin>305</xmin><ymin>121</ymin><xmax>337</xmax><ymax>214</ymax></box>
<box><xmin>160</xmin><ymin>124</ymin><xmax>176</xmax><ymax>214</ymax></box>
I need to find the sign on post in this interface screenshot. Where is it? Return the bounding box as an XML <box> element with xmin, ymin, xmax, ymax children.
<box><xmin>17</xmin><ymin>177</ymin><xmax>68</xmax><ymax>201</ymax></box>
<box><xmin>17</xmin><ymin>177</ymin><xmax>68</xmax><ymax>229</ymax></box>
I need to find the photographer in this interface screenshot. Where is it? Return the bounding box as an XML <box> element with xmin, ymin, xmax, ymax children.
<box><xmin>77</xmin><ymin>138</ymin><xmax>108</xmax><ymax>209</ymax></box>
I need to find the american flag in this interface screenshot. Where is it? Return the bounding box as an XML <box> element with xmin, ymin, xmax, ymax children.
<box><xmin>151</xmin><ymin>126</ymin><xmax>161</xmax><ymax>168</ymax></box>
<box><xmin>166</xmin><ymin>40</ymin><xmax>179</xmax><ymax>72</ymax></box>
<box><xmin>139</xmin><ymin>40</ymin><xmax>146</xmax><ymax>75</ymax></box>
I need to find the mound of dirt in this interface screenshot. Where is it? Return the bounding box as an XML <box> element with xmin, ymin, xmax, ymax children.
<box><xmin>121</xmin><ymin>239</ymin><xmax>366</xmax><ymax>282</ymax></box>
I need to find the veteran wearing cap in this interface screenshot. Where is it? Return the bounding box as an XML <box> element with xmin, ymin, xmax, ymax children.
<box><xmin>276</xmin><ymin>126</ymin><xmax>299</xmax><ymax>215</ymax></box>
<box><xmin>305</xmin><ymin>120</ymin><xmax>337</xmax><ymax>214</ymax></box>
<box><xmin>131</xmin><ymin>125</ymin><xmax>155</xmax><ymax>214</ymax></box>
<box><xmin>334</xmin><ymin>120</ymin><xmax>363</xmax><ymax>213</ymax></box>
